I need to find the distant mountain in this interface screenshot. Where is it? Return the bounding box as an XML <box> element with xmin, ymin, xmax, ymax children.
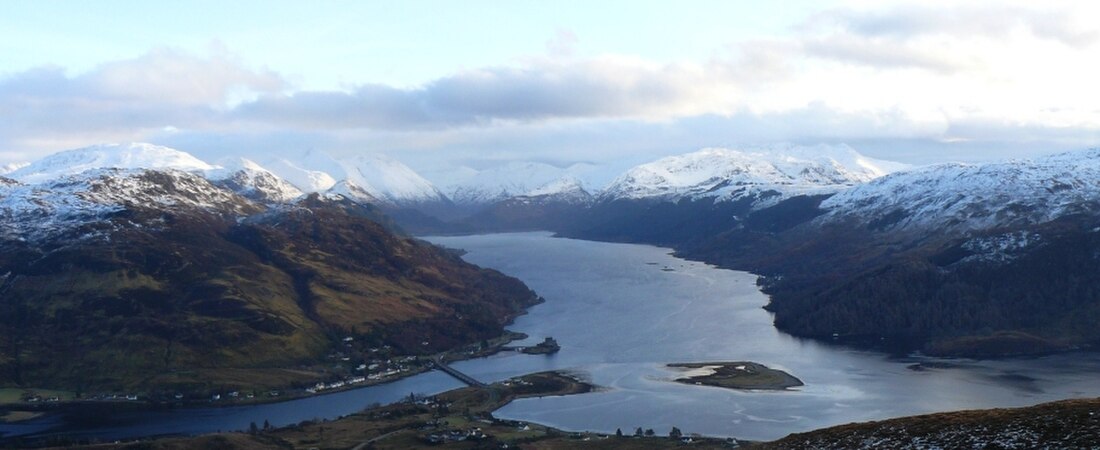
<box><xmin>0</xmin><ymin>162</ymin><xmax>28</xmax><ymax>175</ymax></box>
<box><xmin>598</xmin><ymin>145</ymin><xmax>903</xmax><ymax>206</ymax></box>
<box><xmin>255</xmin><ymin>150</ymin><xmax>452</xmax><ymax>211</ymax></box>
<box><xmin>445</xmin><ymin>161</ymin><xmax>602</xmax><ymax>207</ymax></box>
<box><xmin>461</xmin><ymin>177</ymin><xmax>594</xmax><ymax>232</ymax></box>
<box><xmin>205</xmin><ymin>157</ymin><xmax>305</xmax><ymax>203</ymax></box>
<box><xmin>324</xmin><ymin>179</ymin><xmax>383</xmax><ymax>204</ymax></box>
<box><xmin>523</xmin><ymin>177</ymin><xmax>594</xmax><ymax>205</ymax></box>
<box><xmin>0</xmin><ymin>157</ymin><xmax>539</xmax><ymax>394</ymax></box>
<box><xmin>818</xmin><ymin>149</ymin><xmax>1100</xmax><ymax>234</ymax></box>
<box><xmin>543</xmin><ymin>146</ymin><xmax>899</xmax><ymax>246</ymax></box>
<box><xmin>261</xmin><ymin>156</ymin><xmax>339</xmax><ymax>192</ymax></box>
<box><xmin>612</xmin><ymin>148</ymin><xmax>1100</xmax><ymax>357</ymax></box>
<box><xmin>337</xmin><ymin>153</ymin><xmax>451</xmax><ymax>207</ymax></box>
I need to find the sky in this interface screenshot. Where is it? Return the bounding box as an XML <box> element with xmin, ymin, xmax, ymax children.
<box><xmin>2</xmin><ymin>0</ymin><xmax>1099</xmax><ymax>182</ymax></box>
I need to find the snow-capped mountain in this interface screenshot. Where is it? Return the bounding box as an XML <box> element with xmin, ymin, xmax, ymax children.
<box><xmin>7</xmin><ymin>143</ymin><xmax>217</xmax><ymax>184</ymax></box>
<box><xmin>260</xmin><ymin>150</ymin><xmax>449</xmax><ymax>207</ymax></box>
<box><xmin>599</xmin><ymin>145</ymin><xmax>904</xmax><ymax>206</ymax></box>
<box><xmin>0</xmin><ymin>168</ymin><xmax>258</xmax><ymax>243</ymax></box>
<box><xmin>324</xmin><ymin>179</ymin><xmax>382</xmax><ymax>204</ymax></box>
<box><xmin>8</xmin><ymin>143</ymin><xmax>453</xmax><ymax>211</ymax></box>
<box><xmin>0</xmin><ymin>162</ymin><xmax>28</xmax><ymax>175</ymax></box>
<box><xmin>205</xmin><ymin>157</ymin><xmax>304</xmax><ymax>203</ymax></box>
<box><xmin>517</xmin><ymin>177</ymin><xmax>593</xmax><ymax>205</ymax></box>
<box><xmin>337</xmin><ymin>153</ymin><xmax>450</xmax><ymax>206</ymax></box>
<box><xmin>446</xmin><ymin>161</ymin><xmax>602</xmax><ymax>206</ymax></box>
<box><xmin>261</xmin><ymin>157</ymin><xmax>339</xmax><ymax>193</ymax></box>
<box><xmin>819</xmin><ymin>148</ymin><xmax>1100</xmax><ymax>233</ymax></box>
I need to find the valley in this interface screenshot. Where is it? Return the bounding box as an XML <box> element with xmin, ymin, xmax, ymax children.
<box><xmin>4</xmin><ymin>142</ymin><xmax>1100</xmax><ymax>446</ymax></box>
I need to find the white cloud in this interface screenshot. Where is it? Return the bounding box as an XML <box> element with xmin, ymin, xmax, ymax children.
<box><xmin>234</xmin><ymin>56</ymin><xmax>742</xmax><ymax>129</ymax></box>
<box><xmin>2</xmin><ymin>2</ymin><xmax>1099</xmax><ymax>169</ymax></box>
<box><xmin>0</xmin><ymin>47</ymin><xmax>284</xmax><ymax>152</ymax></box>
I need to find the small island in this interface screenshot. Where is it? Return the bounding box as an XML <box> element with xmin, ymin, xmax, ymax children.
<box><xmin>668</xmin><ymin>361</ymin><xmax>803</xmax><ymax>391</ymax></box>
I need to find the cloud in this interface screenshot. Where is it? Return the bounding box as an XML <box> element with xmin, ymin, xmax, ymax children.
<box><xmin>809</xmin><ymin>3</ymin><xmax>1099</xmax><ymax>48</ymax></box>
<box><xmin>234</xmin><ymin>56</ymin><xmax>742</xmax><ymax>129</ymax></box>
<box><xmin>798</xmin><ymin>2</ymin><xmax>1099</xmax><ymax>72</ymax></box>
<box><xmin>2</xmin><ymin>2</ymin><xmax>1099</xmax><ymax>170</ymax></box>
<box><xmin>0</xmin><ymin>47</ymin><xmax>284</xmax><ymax>151</ymax></box>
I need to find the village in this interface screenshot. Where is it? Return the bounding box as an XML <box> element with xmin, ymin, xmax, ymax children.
<box><xmin>6</xmin><ymin>332</ymin><xmax>563</xmax><ymax>410</ymax></box>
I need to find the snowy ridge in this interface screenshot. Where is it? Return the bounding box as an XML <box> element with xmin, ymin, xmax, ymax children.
<box><xmin>261</xmin><ymin>157</ymin><xmax>339</xmax><ymax>193</ymax></box>
<box><xmin>819</xmin><ymin>148</ymin><xmax>1100</xmax><ymax>233</ymax></box>
<box><xmin>446</xmin><ymin>161</ymin><xmax>602</xmax><ymax>206</ymax></box>
<box><xmin>0</xmin><ymin>169</ymin><xmax>256</xmax><ymax>243</ymax></box>
<box><xmin>260</xmin><ymin>150</ymin><xmax>449</xmax><ymax>207</ymax></box>
<box><xmin>517</xmin><ymin>177</ymin><xmax>593</xmax><ymax>205</ymax></box>
<box><xmin>205</xmin><ymin>157</ymin><xmax>304</xmax><ymax>203</ymax></box>
<box><xmin>338</xmin><ymin>153</ymin><xmax>449</xmax><ymax>206</ymax></box>
<box><xmin>0</xmin><ymin>162</ymin><xmax>28</xmax><ymax>175</ymax></box>
<box><xmin>324</xmin><ymin>179</ymin><xmax>382</xmax><ymax>204</ymax></box>
<box><xmin>8</xmin><ymin>143</ymin><xmax>216</xmax><ymax>184</ymax></box>
<box><xmin>599</xmin><ymin>145</ymin><xmax>902</xmax><ymax>206</ymax></box>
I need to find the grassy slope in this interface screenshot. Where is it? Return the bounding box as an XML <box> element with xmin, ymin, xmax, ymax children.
<box><xmin>761</xmin><ymin>397</ymin><xmax>1100</xmax><ymax>449</ymax></box>
<box><xmin>0</xmin><ymin>201</ymin><xmax>538</xmax><ymax>394</ymax></box>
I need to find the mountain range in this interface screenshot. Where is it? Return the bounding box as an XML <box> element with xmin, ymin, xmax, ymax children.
<box><xmin>0</xmin><ymin>143</ymin><xmax>541</xmax><ymax>395</ymax></box>
<box><xmin>6</xmin><ymin>141</ymin><xmax>1100</xmax><ymax>361</ymax></box>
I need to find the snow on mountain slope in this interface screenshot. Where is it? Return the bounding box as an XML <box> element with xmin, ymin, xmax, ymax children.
<box><xmin>261</xmin><ymin>157</ymin><xmax>339</xmax><ymax>193</ymax></box>
<box><xmin>0</xmin><ymin>162</ymin><xmax>28</xmax><ymax>175</ymax></box>
<box><xmin>519</xmin><ymin>177</ymin><xmax>593</xmax><ymax>205</ymax></box>
<box><xmin>599</xmin><ymin>145</ymin><xmax>902</xmax><ymax>205</ymax></box>
<box><xmin>338</xmin><ymin>153</ymin><xmax>449</xmax><ymax>206</ymax></box>
<box><xmin>261</xmin><ymin>150</ymin><xmax>448</xmax><ymax>206</ymax></box>
<box><xmin>0</xmin><ymin>169</ymin><xmax>258</xmax><ymax>243</ymax></box>
<box><xmin>324</xmin><ymin>179</ymin><xmax>382</xmax><ymax>204</ymax></box>
<box><xmin>8</xmin><ymin>143</ymin><xmax>216</xmax><ymax>184</ymax></box>
<box><xmin>447</xmin><ymin>161</ymin><xmax>603</xmax><ymax>206</ymax></box>
<box><xmin>819</xmin><ymin>148</ymin><xmax>1100</xmax><ymax>233</ymax></box>
<box><xmin>205</xmin><ymin>157</ymin><xmax>304</xmax><ymax>203</ymax></box>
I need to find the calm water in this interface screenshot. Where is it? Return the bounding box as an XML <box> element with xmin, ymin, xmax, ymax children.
<box><xmin>428</xmin><ymin>232</ymin><xmax>1100</xmax><ymax>441</ymax></box>
<box><xmin>5</xmin><ymin>232</ymin><xmax>1100</xmax><ymax>442</ymax></box>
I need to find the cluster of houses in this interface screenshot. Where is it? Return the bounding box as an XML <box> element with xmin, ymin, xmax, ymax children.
<box><xmin>305</xmin><ymin>376</ymin><xmax>368</xmax><ymax>394</ymax></box>
<box><xmin>21</xmin><ymin>394</ymin><xmax>62</xmax><ymax>403</ymax></box>
<box><xmin>423</xmin><ymin>427</ymin><xmax>489</xmax><ymax>444</ymax></box>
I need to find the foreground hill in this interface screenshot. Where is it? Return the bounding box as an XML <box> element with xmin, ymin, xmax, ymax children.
<box><xmin>0</xmin><ymin>166</ymin><xmax>538</xmax><ymax>395</ymax></box>
<box><xmin>762</xmin><ymin>398</ymin><xmax>1100</xmax><ymax>449</ymax></box>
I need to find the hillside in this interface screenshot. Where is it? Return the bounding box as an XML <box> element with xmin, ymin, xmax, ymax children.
<box><xmin>0</xmin><ymin>168</ymin><xmax>539</xmax><ymax>395</ymax></box>
<box><xmin>548</xmin><ymin>148</ymin><xmax>1100</xmax><ymax>357</ymax></box>
<box><xmin>762</xmin><ymin>398</ymin><xmax>1100</xmax><ymax>449</ymax></box>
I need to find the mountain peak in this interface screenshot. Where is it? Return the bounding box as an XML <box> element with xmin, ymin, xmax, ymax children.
<box><xmin>8</xmin><ymin>142</ymin><xmax>216</xmax><ymax>184</ymax></box>
<box><xmin>339</xmin><ymin>153</ymin><xmax>449</xmax><ymax>205</ymax></box>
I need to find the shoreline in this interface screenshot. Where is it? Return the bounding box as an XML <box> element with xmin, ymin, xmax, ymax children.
<box><xmin>46</xmin><ymin>370</ymin><xmax>748</xmax><ymax>449</ymax></box>
<box><xmin>0</xmin><ymin>328</ymin><xmax>534</xmax><ymax>427</ymax></box>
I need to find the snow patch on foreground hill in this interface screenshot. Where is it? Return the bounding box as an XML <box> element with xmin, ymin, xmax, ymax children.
<box><xmin>7</xmin><ymin>143</ymin><xmax>216</xmax><ymax>184</ymax></box>
<box><xmin>0</xmin><ymin>169</ymin><xmax>255</xmax><ymax>243</ymax></box>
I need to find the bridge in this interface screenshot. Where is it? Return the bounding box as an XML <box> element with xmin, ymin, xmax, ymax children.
<box><xmin>431</xmin><ymin>356</ymin><xmax>485</xmax><ymax>387</ymax></box>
